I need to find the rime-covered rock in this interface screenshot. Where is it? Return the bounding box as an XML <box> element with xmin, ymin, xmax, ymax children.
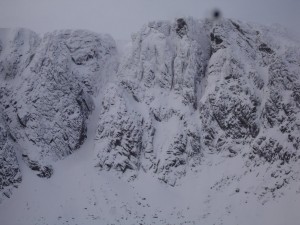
<box><xmin>0</xmin><ymin>111</ymin><xmax>21</xmax><ymax>201</ymax></box>
<box><xmin>95</xmin><ymin>18</ymin><xmax>210</xmax><ymax>185</ymax></box>
<box><xmin>0</xmin><ymin>17</ymin><xmax>300</xmax><ymax>204</ymax></box>
<box><xmin>0</xmin><ymin>28</ymin><xmax>118</xmax><ymax>179</ymax></box>
<box><xmin>94</xmin><ymin>17</ymin><xmax>300</xmax><ymax>193</ymax></box>
<box><xmin>200</xmin><ymin>19</ymin><xmax>300</xmax><ymax>197</ymax></box>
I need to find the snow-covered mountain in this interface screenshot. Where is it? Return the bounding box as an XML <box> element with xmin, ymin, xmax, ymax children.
<box><xmin>0</xmin><ymin>18</ymin><xmax>300</xmax><ymax>225</ymax></box>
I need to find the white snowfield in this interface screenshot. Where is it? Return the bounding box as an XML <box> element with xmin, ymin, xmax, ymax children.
<box><xmin>0</xmin><ymin>17</ymin><xmax>300</xmax><ymax>225</ymax></box>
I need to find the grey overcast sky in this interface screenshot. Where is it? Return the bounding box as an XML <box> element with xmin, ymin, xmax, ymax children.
<box><xmin>0</xmin><ymin>0</ymin><xmax>299</xmax><ymax>40</ymax></box>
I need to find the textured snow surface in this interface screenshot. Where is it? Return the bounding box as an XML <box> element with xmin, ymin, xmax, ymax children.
<box><xmin>1</xmin><ymin>17</ymin><xmax>300</xmax><ymax>224</ymax></box>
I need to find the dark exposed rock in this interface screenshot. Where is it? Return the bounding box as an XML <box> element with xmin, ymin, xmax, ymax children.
<box><xmin>176</xmin><ymin>18</ymin><xmax>188</xmax><ymax>38</ymax></box>
<box><xmin>231</xmin><ymin>20</ymin><xmax>246</xmax><ymax>35</ymax></box>
<box><xmin>259</xmin><ymin>43</ymin><xmax>274</xmax><ymax>54</ymax></box>
<box><xmin>210</xmin><ymin>33</ymin><xmax>223</xmax><ymax>44</ymax></box>
<box><xmin>22</xmin><ymin>154</ymin><xmax>53</xmax><ymax>178</ymax></box>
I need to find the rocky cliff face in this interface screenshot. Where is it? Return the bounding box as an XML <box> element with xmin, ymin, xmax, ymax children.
<box><xmin>0</xmin><ymin>28</ymin><xmax>117</xmax><ymax>199</ymax></box>
<box><xmin>94</xmin><ymin>18</ymin><xmax>211</xmax><ymax>185</ymax></box>
<box><xmin>0</xmin><ymin>17</ymin><xmax>300</xmax><ymax>203</ymax></box>
<box><xmin>200</xmin><ymin>19</ymin><xmax>300</xmax><ymax>199</ymax></box>
<box><xmin>94</xmin><ymin>17</ymin><xmax>300</xmax><ymax>197</ymax></box>
<box><xmin>0</xmin><ymin>111</ymin><xmax>21</xmax><ymax>200</ymax></box>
